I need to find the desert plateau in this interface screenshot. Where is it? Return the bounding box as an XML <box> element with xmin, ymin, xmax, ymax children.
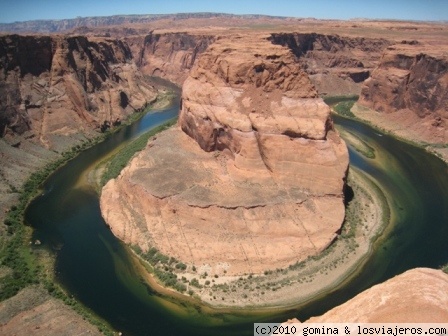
<box><xmin>0</xmin><ymin>4</ymin><xmax>447</xmax><ymax>336</ymax></box>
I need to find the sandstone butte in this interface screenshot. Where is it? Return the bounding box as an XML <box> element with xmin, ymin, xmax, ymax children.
<box><xmin>100</xmin><ymin>34</ymin><xmax>349</xmax><ymax>276</ymax></box>
<box><xmin>284</xmin><ymin>268</ymin><xmax>448</xmax><ymax>323</ymax></box>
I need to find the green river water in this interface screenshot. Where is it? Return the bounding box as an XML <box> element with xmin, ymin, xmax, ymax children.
<box><xmin>25</xmin><ymin>99</ymin><xmax>448</xmax><ymax>335</ymax></box>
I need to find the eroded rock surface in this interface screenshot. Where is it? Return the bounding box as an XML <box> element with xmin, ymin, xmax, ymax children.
<box><xmin>0</xmin><ymin>34</ymin><xmax>157</xmax><ymax>149</ymax></box>
<box><xmin>0</xmin><ymin>34</ymin><xmax>159</xmax><ymax>220</ymax></box>
<box><xmin>101</xmin><ymin>35</ymin><xmax>349</xmax><ymax>276</ymax></box>
<box><xmin>270</xmin><ymin>33</ymin><xmax>391</xmax><ymax>96</ymax></box>
<box><xmin>358</xmin><ymin>42</ymin><xmax>448</xmax><ymax>144</ymax></box>
<box><xmin>0</xmin><ymin>286</ymin><xmax>102</xmax><ymax>336</ymax></box>
<box><xmin>308</xmin><ymin>268</ymin><xmax>448</xmax><ymax>322</ymax></box>
<box><xmin>131</xmin><ymin>32</ymin><xmax>215</xmax><ymax>85</ymax></box>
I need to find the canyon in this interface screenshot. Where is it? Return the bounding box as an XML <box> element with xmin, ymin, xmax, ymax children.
<box><xmin>0</xmin><ymin>14</ymin><xmax>447</xmax><ymax>333</ymax></box>
<box><xmin>100</xmin><ymin>34</ymin><xmax>349</xmax><ymax>276</ymax></box>
<box><xmin>0</xmin><ymin>34</ymin><xmax>160</xmax><ymax>221</ymax></box>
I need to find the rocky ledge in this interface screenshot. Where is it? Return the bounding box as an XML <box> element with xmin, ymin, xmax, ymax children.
<box><xmin>100</xmin><ymin>34</ymin><xmax>349</xmax><ymax>276</ymax></box>
<box><xmin>358</xmin><ymin>42</ymin><xmax>448</xmax><ymax>145</ymax></box>
<box><xmin>0</xmin><ymin>34</ymin><xmax>157</xmax><ymax>149</ymax></box>
<box><xmin>308</xmin><ymin>268</ymin><xmax>448</xmax><ymax>322</ymax></box>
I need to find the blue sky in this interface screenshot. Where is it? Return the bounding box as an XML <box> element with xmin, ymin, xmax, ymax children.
<box><xmin>1</xmin><ymin>0</ymin><xmax>447</xmax><ymax>23</ymax></box>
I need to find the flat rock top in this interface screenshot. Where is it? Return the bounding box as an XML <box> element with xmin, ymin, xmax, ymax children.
<box><xmin>128</xmin><ymin>127</ymin><xmax>307</xmax><ymax>208</ymax></box>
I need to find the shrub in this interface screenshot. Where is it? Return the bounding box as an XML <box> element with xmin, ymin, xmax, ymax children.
<box><xmin>175</xmin><ymin>262</ymin><xmax>187</xmax><ymax>270</ymax></box>
<box><xmin>190</xmin><ymin>278</ymin><xmax>202</xmax><ymax>288</ymax></box>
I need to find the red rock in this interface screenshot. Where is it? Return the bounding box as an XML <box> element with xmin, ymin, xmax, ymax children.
<box><xmin>308</xmin><ymin>268</ymin><xmax>448</xmax><ymax>322</ymax></box>
<box><xmin>101</xmin><ymin>34</ymin><xmax>349</xmax><ymax>276</ymax></box>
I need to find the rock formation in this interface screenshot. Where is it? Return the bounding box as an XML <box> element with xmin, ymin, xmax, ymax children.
<box><xmin>0</xmin><ymin>34</ymin><xmax>157</xmax><ymax>149</ymax></box>
<box><xmin>101</xmin><ymin>34</ymin><xmax>349</xmax><ymax>276</ymax></box>
<box><xmin>307</xmin><ymin>268</ymin><xmax>448</xmax><ymax>322</ymax></box>
<box><xmin>358</xmin><ymin>42</ymin><xmax>448</xmax><ymax>144</ymax></box>
<box><xmin>270</xmin><ymin>33</ymin><xmax>391</xmax><ymax>96</ymax></box>
<box><xmin>130</xmin><ymin>32</ymin><xmax>215</xmax><ymax>85</ymax></box>
<box><xmin>0</xmin><ymin>33</ymin><xmax>158</xmax><ymax>224</ymax></box>
<box><xmin>0</xmin><ymin>286</ymin><xmax>102</xmax><ymax>336</ymax></box>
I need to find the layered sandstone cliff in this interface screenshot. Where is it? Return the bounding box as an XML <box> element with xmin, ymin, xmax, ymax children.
<box><xmin>0</xmin><ymin>34</ymin><xmax>157</xmax><ymax>148</ymax></box>
<box><xmin>126</xmin><ymin>32</ymin><xmax>215</xmax><ymax>85</ymax></box>
<box><xmin>270</xmin><ymin>33</ymin><xmax>391</xmax><ymax>96</ymax></box>
<box><xmin>358</xmin><ymin>42</ymin><xmax>448</xmax><ymax>144</ymax></box>
<box><xmin>101</xmin><ymin>35</ymin><xmax>349</xmax><ymax>276</ymax></box>
<box><xmin>0</xmin><ymin>34</ymin><xmax>158</xmax><ymax>223</ymax></box>
<box><xmin>308</xmin><ymin>268</ymin><xmax>448</xmax><ymax>322</ymax></box>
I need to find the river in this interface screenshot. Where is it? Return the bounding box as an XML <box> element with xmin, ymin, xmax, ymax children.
<box><xmin>24</xmin><ymin>99</ymin><xmax>448</xmax><ymax>335</ymax></box>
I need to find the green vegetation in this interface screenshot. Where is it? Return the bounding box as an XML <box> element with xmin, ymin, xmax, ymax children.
<box><xmin>323</xmin><ymin>95</ymin><xmax>359</xmax><ymax>106</ymax></box>
<box><xmin>0</xmin><ymin>136</ymin><xmax>102</xmax><ymax>300</ymax></box>
<box><xmin>100</xmin><ymin>118</ymin><xmax>177</xmax><ymax>186</ymax></box>
<box><xmin>132</xmin><ymin>245</ymin><xmax>192</xmax><ymax>294</ymax></box>
<box><xmin>0</xmin><ymin>137</ymin><xmax>117</xmax><ymax>335</ymax></box>
<box><xmin>443</xmin><ymin>264</ymin><xmax>448</xmax><ymax>274</ymax></box>
<box><xmin>333</xmin><ymin>100</ymin><xmax>356</xmax><ymax>118</ymax></box>
<box><xmin>154</xmin><ymin>268</ymin><xmax>186</xmax><ymax>293</ymax></box>
<box><xmin>190</xmin><ymin>278</ymin><xmax>202</xmax><ymax>288</ymax></box>
<box><xmin>0</xmin><ymin>92</ymin><xmax>176</xmax><ymax>333</ymax></box>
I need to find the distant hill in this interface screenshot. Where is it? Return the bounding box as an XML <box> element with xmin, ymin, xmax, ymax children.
<box><xmin>0</xmin><ymin>13</ymin><xmax>290</xmax><ymax>33</ymax></box>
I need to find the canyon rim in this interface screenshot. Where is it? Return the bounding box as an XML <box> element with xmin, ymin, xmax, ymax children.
<box><xmin>0</xmin><ymin>12</ymin><xmax>447</xmax><ymax>333</ymax></box>
<box><xmin>100</xmin><ymin>34</ymin><xmax>349</xmax><ymax>280</ymax></box>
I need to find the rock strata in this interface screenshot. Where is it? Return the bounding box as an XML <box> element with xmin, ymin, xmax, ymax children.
<box><xmin>101</xmin><ymin>35</ymin><xmax>349</xmax><ymax>276</ymax></box>
<box><xmin>0</xmin><ymin>286</ymin><xmax>102</xmax><ymax>336</ymax></box>
<box><xmin>307</xmin><ymin>268</ymin><xmax>448</xmax><ymax>322</ymax></box>
<box><xmin>270</xmin><ymin>33</ymin><xmax>391</xmax><ymax>96</ymax></box>
<box><xmin>0</xmin><ymin>34</ymin><xmax>157</xmax><ymax>149</ymax></box>
<box><xmin>0</xmin><ymin>33</ymin><xmax>158</xmax><ymax>227</ymax></box>
<box><xmin>132</xmin><ymin>32</ymin><xmax>215</xmax><ymax>85</ymax></box>
<box><xmin>359</xmin><ymin>43</ymin><xmax>448</xmax><ymax>144</ymax></box>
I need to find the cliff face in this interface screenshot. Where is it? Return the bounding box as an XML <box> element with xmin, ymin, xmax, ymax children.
<box><xmin>308</xmin><ymin>268</ymin><xmax>448</xmax><ymax>322</ymax></box>
<box><xmin>0</xmin><ymin>34</ymin><xmax>157</xmax><ymax>149</ymax></box>
<box><xmin>270</xmin><ymin>33</ymin><xmax>391</xmax><ymax>96</ymax></box>
<box><xmin>0</xmin><ymin>34</ymin><xmax>158</xmax><ymax>223</ymax></box>
<box><xmin>179</xmin><ymin>35</ymin><xmax>347</xmax><ymax>192</ymax></box>
<box><xmin>358</xmin><ymin>42</ymin><xmax>448</xmax><ymax>143</ymax></box>
<box><xmin>127</xmin><ymin>32</ymin><xmax>215</xmax><ymax>85</ymax></box>
<box><xmin>269</xmin><ymin>33</ymin><xmax>447</xmax><ymax>152</ymax></box>
<box><xmin>101</xmin><ymin>34</ymin><xmax>349</xmax><ymax>276</ymax></box>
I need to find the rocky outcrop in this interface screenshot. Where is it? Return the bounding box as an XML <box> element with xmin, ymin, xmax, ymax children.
<box><xmin>0</xmin><ymin>33</ymin><xmax>159</xmax><ymax>225</ymax></box>
<box><xmin>0</xmin><ymin>34</ymin><xmax>157</xmax><ymax>149</ymax></box>
<box><xmin>126</xmin><ymin>32</ymin><xmax>215</xmax><ymax>85</ymax></box>
<box><xmin>358</xmin><ymin>42</ymin><xmax>448</xmax><ymax>143</ymax></box>
<box><xmin>0</xmin><ymin>286</ymin><xmax>103</xmax><ymax>335</ymax></box>
<box><xmin>101</xmin><ymin>34</ymin><xmax>349</xmax><ymax>276</ymax></box>
<box><xmin>308</xmin><ymin>268</ymin><xmax>448</xmax><ymax>322</ymax></box>
<box><xmin>270</xmin><ymin>33</ymin><xmax>391</xmax><ymax>96</ymax></box>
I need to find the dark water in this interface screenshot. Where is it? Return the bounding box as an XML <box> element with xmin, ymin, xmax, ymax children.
<box><xmin>25</xmin><ymin>103</ymin><xmax>448</xmax><ymax>335</ymax></box>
